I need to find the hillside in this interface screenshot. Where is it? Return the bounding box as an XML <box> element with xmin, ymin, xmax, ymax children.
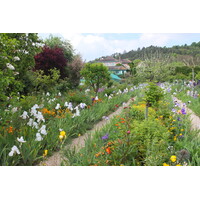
<box><xmin>110</xmin><ymin>41</ymin><xmax>200</xmax><ymax>61</ymax></box>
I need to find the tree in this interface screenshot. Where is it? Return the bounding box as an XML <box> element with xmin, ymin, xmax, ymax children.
<box><xmin>81</xmin><ymin>63</ymin><xmax>111</xmax><ymax>94</ymax></box>
<box><xmin>176</xmin><ymin>54</ymin><xmax>200</xmax><ymax>82</ymax></box>
<box><xmin>44</xmin><ymin>35</ymin><xmax>83</xmax><ymax>88</ymax></box>
<box><xmin>34</xmin><ymin>46</ymin><xmax>67</xmax><ymax>78</ymax></box>
<box><xmin>45</xmin><ymin>34</ymin><xmax>74</xmax><ymax>62</ymax></box>
<box><xmin>0</xmin><ymin>33</ymin><xmax>41</xmax><ymax>100</ymax></box>
<box><xmin>129</xmin><ymin>59</ymin><xmax>141</xmax><ymax>75</ymax></box>
<box><xmin>136</xmin><ymin>51</ymin><xmax>174</xmax><ymax>82</ymax></box>
<box><xmin>67</xmin><ymin>54</ymin><xmax>84</xmax><ymax>88</ymax></box>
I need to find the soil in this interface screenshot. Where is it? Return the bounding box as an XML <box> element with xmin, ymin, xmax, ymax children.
<box><xmin>39</xmin><ymin>98</ymin><xmax>135</xmax><ymax>166</ymax></box>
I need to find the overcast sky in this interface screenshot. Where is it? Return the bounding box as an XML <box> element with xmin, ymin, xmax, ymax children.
<box><xmin>38</xmin><ymin>33</ymin><xmax>200</xmax><ymax>62</ymax></box>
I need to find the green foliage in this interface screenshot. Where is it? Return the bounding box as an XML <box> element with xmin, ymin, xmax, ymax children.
<box><xmin>45</xmin><ymin>34</ymin><xmax>74</xmax><ymax>62</ymax></box>
<box><xmin>0</xmin><ymin>33</ymin><xmax>42</xmax><ymax>100</ymax></box>
<box><xmin>33</xmin><ymin>68</ymin><xmax>60</xmax><ymax>93</ymax></box>
<box><xmin>81</xmin><ymin>63</ymin><xmax>111</xmax><ymax>94</ymax></box>
<box><xmin>44</xmin><ymin>35</ymin><xmax>83</xmax><ymax>89</ymax></box>
<box><xmin>195</xmin><ymin>71</ymin><xmax>200</xmax><ymax>80</ymax></box>
<box><xmin>118</xmin><ymin>43</ymin><xmax>200</xmax><ymax>61</ymax></box>
<box><xmin>67</xmin><ymin>91</ymin><xmax>92</xmax><ymax>106</ymax></box>
<box><xmin>129</xmin><ymin>59</ymin><xmax>141</xmax><ymax>75</ymax></box>
<box><xmin>144</xmin><ymin>82</ymin><xmax>164</xmax><ymax>107</ymax></box>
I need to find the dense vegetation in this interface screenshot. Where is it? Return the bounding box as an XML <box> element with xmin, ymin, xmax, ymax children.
<box><xmin>113</xmin><ymin>42</ymin><xmax>200</xmax><ymax>60</ymax></box>
<box><xmin>1</xmin><ymin>33</ymin><xmax>199</xmax><ymax>166</ymax></box>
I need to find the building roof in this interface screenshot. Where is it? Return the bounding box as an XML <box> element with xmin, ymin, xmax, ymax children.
<box><xmin>99</xmin><ymin>56</ymin><xmax>118</xmax><ymax>62</ymax></box>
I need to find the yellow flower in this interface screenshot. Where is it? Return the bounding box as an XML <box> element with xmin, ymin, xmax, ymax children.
<box><xmin>78</xmin><ymin>134</ymin><xmax>81</xmax><ymax>137</ymax></box>
<box><xmin>170</xmin><ymin>155</ymin><xmax>177</xmax><ymax>162</ymax></box>
<box><xmin>59</xmin><ymin>135</ymin><xmax>64</xmax><ymax>140</ymax></box>
<box><xmin>176</xmin><ymin>164</ymin><xmax>182</xmax><ymax>166</ymax></box>
<box><xmin>163</xmin><ymin>163</ymin><xmax>170</xmax><ymax>166</ymax></box>
<box><xmin>174</xmin><ymin>136</ymin><xmax>177</xmax><ymax>141</ymax></box>
<box><xmin>43</xmin><ymin>150</ymin><xmax>48</xmax><ymax>157</ymax></box>
<box><xmin>180</xmin><ymin>129</ymin><xmax>184</xmax><ymax>132</ymax></box>
<box><xmin>179</xmin><ymin>133</ymin><xmax>183</xmax><ymax>136</ymax></box>
<box><xmin>60</xmin><ymin>131</ymin><xmax>66</xmax><ymax>137</ymax></box>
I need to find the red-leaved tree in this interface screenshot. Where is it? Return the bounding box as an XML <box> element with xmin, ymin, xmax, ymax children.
<box><xmin>34</xmin><ymin>46</ymin><xmax>67</xmax><ymax>78</ymax></box>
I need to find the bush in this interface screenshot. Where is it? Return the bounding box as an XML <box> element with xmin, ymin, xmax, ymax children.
<box><xmin>33</xmin><ymin>68</ymin><xmax>60</xmax><ymax>93</ymax></box>
<box><xmin>144</xmin><ymin>82</ymin><xmax>164</xmax><ymax>107</ymax></box>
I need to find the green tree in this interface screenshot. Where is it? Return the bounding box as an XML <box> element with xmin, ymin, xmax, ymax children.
<box><xmin>176</xmin><ymin>54</ymin><xmax>200</xmax><ymax>82</ymax></box>
<box><xmin>143</xmin><ymin>82</ymin><xmax>164</xmax><ymax>119</ymax></box>
<box><xmin>44</xmin><ymin>35</ymin><xmax>83</xmax><ymax>89</ymax></box>
<box><xmin>129</xmin><ymin>59</ymin><xmax>141</xmax><ymax>75</ymax></box>
<box><xmin>0</xmin><ymin>33</ymin><xmax>41</xmax><ymax>101</ymax></box>
<box><xmin>45</xmin><ymin>34</ymin><xmax>74</xmax><ymax>62</ymax></box>
<box><xmin>136</xmin><ymin>51</ymin><xmax>174</xmax><ymax>82</ymax></box>
<box><xmin>81</xmin><ymin>63</ymin><xmax>111</xmax><ymax>94</ymax></box>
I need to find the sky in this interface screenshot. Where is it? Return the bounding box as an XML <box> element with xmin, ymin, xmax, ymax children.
<box><xmin>38</xmin><ymin>33</ymin><xmax>200</xmax><ymax>62</ymax></box>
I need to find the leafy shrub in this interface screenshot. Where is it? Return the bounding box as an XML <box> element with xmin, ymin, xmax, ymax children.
<box><xmin>144</xmin><ymin>82</ymin><xmax>164</xmax><ymax>107</ymax></box>
<box><xmin>33</xmin><ymin>68</ymin><xmax>60</xmax><ymax>93</ymax></box>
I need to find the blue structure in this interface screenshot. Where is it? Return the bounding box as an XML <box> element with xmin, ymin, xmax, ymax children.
<box><xmin>110</xmin><ymin>73</ymin><xmax>121</xmax><ymax>82</ymax></box>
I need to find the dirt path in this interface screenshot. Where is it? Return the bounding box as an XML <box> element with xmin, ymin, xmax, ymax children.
<box><xmin>39</xmin><ymin>98</ymin><xmax>135</xmax><ymax>166</ymax></box>
<box><xmin>173</xmin><ymin>97</ymin><xmax>200</xmax><ymax>132</ymax></box>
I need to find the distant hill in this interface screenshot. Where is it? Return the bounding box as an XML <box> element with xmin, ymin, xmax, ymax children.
<box><xmin>109</xmin><ymin>42</ymin><xmax>200</xmax><ymax>61</ymax></box>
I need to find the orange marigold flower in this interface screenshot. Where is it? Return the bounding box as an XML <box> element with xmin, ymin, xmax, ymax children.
<box><xmin>106</xmin><ymin>147</ymin><xmax>111</xmax><ymax>154</ymax></box>
<box><xmin>7</xmin><ymin>126</ymin><xmax>13</xmax><ymax>133</ymax></box>
<box><xmin>115</xmin><ymin>124</ymin><xmax>119</xmax><ymax>126</ymax></box>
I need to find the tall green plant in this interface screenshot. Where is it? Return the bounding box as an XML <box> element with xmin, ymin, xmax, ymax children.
<box><xmin>143</xmin><ymin>82</ymin><xmax>164</xmax><ymax>119</ymax></box>
<box><xmin>81</xmin><ymin>63</ymin><xmax>111</xmax><ymax>94</ymax></box>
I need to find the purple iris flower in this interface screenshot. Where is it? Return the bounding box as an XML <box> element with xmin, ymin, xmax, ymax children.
<box><xmin>101</xmin><ymin>133</ymin><xmax>109</xmax><ymax>140</ymax></box>
<box><xmin>181</xmin><ymin>108</ymin><xmax>187</xmax><ymax>115</ymax></box>
<box><xmin>177</xmin><ymin>117</ymin><xmax>181</xmax><ymax>121</ymax></box>
<box><xmin>172</xmin><ymin>108</ymin><xmax>176</xmax><ymax>113</ymax></box>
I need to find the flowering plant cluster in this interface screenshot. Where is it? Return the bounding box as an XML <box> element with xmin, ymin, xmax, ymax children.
<box><xmin>0</xmin><ymin>82</ymin><xmax>137</xmax><ymax>165</ymax></box>
<box><xmin>66</xmin><ymin>88</ymin><xmax>199</xmax><ymax>166</ymax></box>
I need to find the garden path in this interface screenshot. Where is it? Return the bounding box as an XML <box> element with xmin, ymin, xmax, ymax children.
<box><xmin>173</xmin><ymin>97</ymin><xmax>200</xmax><ymax>132</ymax></box>
<box><xmin>39</xmin><ymin>98</ymin><xmax>135</xmax><ymax>166</ymax></box>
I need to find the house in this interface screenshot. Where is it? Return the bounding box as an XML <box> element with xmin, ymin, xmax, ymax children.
<box><xmin>96</xmin><ymin>56</ymin><xmax>131</xmax><ymax>76</ymax></box>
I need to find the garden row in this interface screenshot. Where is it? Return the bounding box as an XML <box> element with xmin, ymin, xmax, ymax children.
<box><xmin>64</xmin><ymin>83</ymin><xmax>200</xmax><ymax>166</ymax></box>
<box><xmin>170</xmin><ymin>80</ymin><xmax>200</xmax><ymax>117</ymax></box>
<box><xmin>0</xmin><ymin>84</ymin><xmax>138</xmax><ymax>166</ymax></box>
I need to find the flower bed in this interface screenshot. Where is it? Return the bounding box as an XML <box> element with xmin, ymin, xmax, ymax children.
<box><xmin>65</xmin><ymin>92</ymin><xmax>200</xmax><ymax>166</ymax></box>
<box><xmin>0</xmin><ymin>86</ymin><xmax>138</xmax><ymax>166</ymax></box>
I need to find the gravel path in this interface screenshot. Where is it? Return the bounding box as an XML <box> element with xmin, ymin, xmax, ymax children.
<box><xmin>173</xmin><ymin>97</ymin><xmax>200</xmax><ymax>132</ymax></box>
<box><xmin>39</xmin><ymin>98</ymin><xmax>135</xmax><ymax>166</ymax></box>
